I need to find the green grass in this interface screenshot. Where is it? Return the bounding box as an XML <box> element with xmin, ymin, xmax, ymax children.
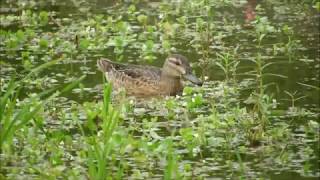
<box><xmin>86</xmin><ymin>83</ymin><xmax>121</xmax><ymax>180</ymax></box>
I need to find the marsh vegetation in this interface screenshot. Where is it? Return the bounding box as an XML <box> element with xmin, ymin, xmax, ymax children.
<box><xmin>0</xmin><ymin>0</ymin><xmax>319</xmax><ymax>179</ymax></box>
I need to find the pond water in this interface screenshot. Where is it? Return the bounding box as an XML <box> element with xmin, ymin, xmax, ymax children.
<box><xmin>0</xmin><ymin>0</ymin><xmax>319</xmax><ymax>179</ymax></box>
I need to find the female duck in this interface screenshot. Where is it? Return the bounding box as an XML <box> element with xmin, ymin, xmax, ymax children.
<box><xmin>97</xmin><ymin>54</ymin><xmax>202</xmax><ymax>97</ymax></box>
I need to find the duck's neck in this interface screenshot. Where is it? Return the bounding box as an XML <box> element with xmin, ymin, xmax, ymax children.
<box><xmin>160</xmin><ymin>74</ymin><xmax>183</xmax><ymax>95</ymax></box>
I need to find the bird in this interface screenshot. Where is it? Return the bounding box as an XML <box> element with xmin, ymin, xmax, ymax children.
<box><xmin>97</xmin><ymin>54</ymin><xmax>202</xmax><ymax>97</ymax></box>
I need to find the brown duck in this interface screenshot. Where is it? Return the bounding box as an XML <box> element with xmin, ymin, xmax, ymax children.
<box><xmin>97</xmin><ymin>54</ymin><xmax>202</xmax><ymax>97</ymax></box>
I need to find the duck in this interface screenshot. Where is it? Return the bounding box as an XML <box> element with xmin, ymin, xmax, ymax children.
<box><xmin>97</xmin><ymin>54</ymin><xmax>202</xmax><ymax>97</ymax></box>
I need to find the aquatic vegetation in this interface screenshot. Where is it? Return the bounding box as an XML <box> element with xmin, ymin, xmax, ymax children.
<box><xmin>215</xmin><ymin>47</ymin><xmax>240</xmax><ymax>81</ymax></box>
<box><xmin>0</xmin><ymin>0</ymin><xmax>319</xmax><ymax>179</ymax></box>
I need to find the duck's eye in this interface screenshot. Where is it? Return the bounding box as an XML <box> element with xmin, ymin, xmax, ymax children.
<box><xmin>171</xmin><ymin>60</ymin><xmax>181</xmax><ymax>65</ymax></box>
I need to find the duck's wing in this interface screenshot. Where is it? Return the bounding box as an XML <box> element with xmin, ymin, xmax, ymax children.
<box><xmin>98</xmin><ymin>59</ymin><xmax>161</xmax><ymax>80</ymax></box>
<box><xmin>119</xmin><ymin>65</ymin><xmax>161</xmax><ymax>81</ymax></box>
<box><xmin>97</xmin><ymin>59</ymin><xmax>181</xmax><ymax>96</ymax></box>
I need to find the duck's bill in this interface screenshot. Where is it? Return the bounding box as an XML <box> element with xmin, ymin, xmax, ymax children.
<box><xmin>183</xmin><ymin>73</ymin><xmax>203</xmax><ymax>86</ymax></box>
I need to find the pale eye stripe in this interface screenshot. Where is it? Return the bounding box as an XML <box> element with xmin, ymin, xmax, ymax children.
<box><xmin>168</xmin><ymin>58</ymin><xmax>181</xmax><ymax>65</ymax></box>
<box><xmin>168</xmin><ymin>58</ymin><xmax>177</xmax><ymax>62</ymax></box>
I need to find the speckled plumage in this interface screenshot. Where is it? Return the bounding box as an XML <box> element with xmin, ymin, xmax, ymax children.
<box><xmin>97</xmin><ymin>54</ymin><xmax>202</xmax><ymax>97</ymax></box>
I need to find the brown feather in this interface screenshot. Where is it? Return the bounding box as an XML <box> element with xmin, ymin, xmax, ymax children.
<box><xmin>96</xmin><ymin>54</ymin><xmax>201</xmax><ymax>97</ymax></box>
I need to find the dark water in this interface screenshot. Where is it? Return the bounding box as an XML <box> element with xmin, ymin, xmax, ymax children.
<box><xmin>1</xmin><ymin>1</ymin><xmax>319</xmax><ymax>108</ymax></box>
<box><xmin>0</xmin><ymin>0</ymin><xmax>319</xmax><ymax>179</ymax></box>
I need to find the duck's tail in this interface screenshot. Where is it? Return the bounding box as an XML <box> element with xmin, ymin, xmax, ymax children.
<box><xmin>97</xmin><ymin>59</ymin><xmax>113</xmax><ymax>72</ymax></box>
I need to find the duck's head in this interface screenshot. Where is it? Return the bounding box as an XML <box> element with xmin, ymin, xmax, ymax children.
<box><xmin>162</xmin><ymin>54</ymin><xmax>203</xmax><ymax>86</ymax></box>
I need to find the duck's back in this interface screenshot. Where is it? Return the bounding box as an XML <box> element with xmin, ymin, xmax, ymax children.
<box><xmin>98</xmin><ymin>59</ymin><xmax>167</xmax><ymax>96</ymax></box>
